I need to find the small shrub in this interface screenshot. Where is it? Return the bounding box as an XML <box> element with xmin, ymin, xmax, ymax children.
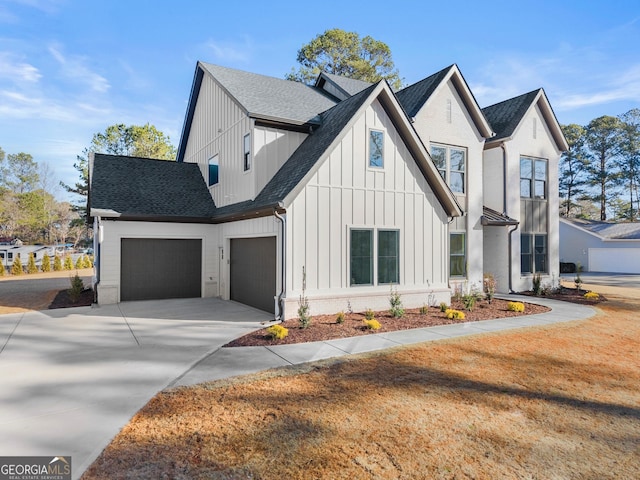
<box><xmin>364</xmin><ymin>308</ymin><xmax>375</xmax><ymax>321</ymax></box>
<box><xmin>445</xmin><ymin>309</ymin><xmax>466</xmax><ymax>320</ymax></box>
<box><xmin>63</xmin><ymin>255</ymin><xmax>73</xmax><ymax>270</ymax></box>
<box><xmin>68</xmin><ymin>273</ymin><xmax>84</xmax><ymax>303</ymax></box>
<box><xmin>507</xmin><ymin>301</ymin><xmax>525</xmax><ymax>312</ymax></box>
<box><xmin>439</xmin><ymin>302</ymin><xmax>449</xmax><ymax>312</ymax></box>
<box><xmin>75</xmin><ymin>255</ymin><xmax>84</xmax><ymax>269</ymax></box>
<box><xmin>336</xmin><ymin>311</ymin><xmax>345</xmax><ymax>324</ymax></box>
<box><xmin>298</xmin><ymin>295</ymin><xmax>311</xmax><ymax>329</ymax></box>
<box><xmin>11</xmin><ymin>254</ymin><xmax>23</xmax><ymax>275</ymax></box>
<box><xmin>462</xmin><ymin>291</ymin><xmax>482</xmax><ymax>312</ymax></box>
<box><xmin>82</xmin><ymin>254</ymin><xmax>93</xmax><ymax>268</ymax></box>
<box><xmin>41</xmin><ymin>254</ymin><xmax>51</xmax><ymax>272</ymax></box>
<box><xmin>483</xmin><ymin>273</ymin><xmax>497</xmax><ymax>304</ymax></box>
<box><xmin>346</xmin><ymin>300</ymin><xmax>353</xmax><ymax>315</ymax></box>
<box><xmin>389</xmin><ymin>288</ymin><xmax>405</xmax><ymax>318</ymax></box>
<box><xmin>53</xmin><ymin>255</ymin><xmax>62</xmax><ymax>271</ymax></box>
<box><xmin>419</xmin><ymin>304</ymin><xmax>429</xmax><ymax>315</ymax></box>
<box><xmin>363</xmin><ymin>319</ymin><xmax>381</xmax><ymax>330</ymax></box>
<box><xmin>27</xmin><ymin>253</ymin><xmax>38</xmax><ymax>274</ymax></box>
<box><xmin>266</xmin><ymin>324</ymin><xmax>289</xmax><ymax>340</ymax></box>
<box><xmin>584</xmin><ymin>291</ymin><xmax>600</xmax><ymax>301</ymax></box>
<box><xmin>0</xmin><ymin>261</ymin><xmax>5</xmax><ymax>276</ymax></box>
<box><xmin>575</xmin><ymin>263</ymin><xmax>583</xmax><ymax>292</ymax></box>
<box><xmin>452</xmin><ymin>283</ymin><xmax>464</xmax><ymax>301</ymax></box>
<box><xmin>532</xmin><ymin>273</ymin><xmax>542</xmax><ymax>296</ymax></box>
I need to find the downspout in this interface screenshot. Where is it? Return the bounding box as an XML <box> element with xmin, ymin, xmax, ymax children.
<box><xmin>508</xmin><ymin>224</ymin><xmax>518</xmax><ymax>293</ymax></box>
<box><xmin>93</xmin><ymin>216</ymin><xmax>101</xmax><ymax>304</ymax></box>
<box><xmin>502</xmin><ymin>142</ymin><xmax>518</xmax><ymax>293</ymax></box>
<box><xmin>274</xmin><ymin>207</ymin><xmax>286</xmax><ymax>322</ymax></box>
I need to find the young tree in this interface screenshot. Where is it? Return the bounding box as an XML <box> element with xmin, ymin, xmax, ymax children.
<box><xmin>27</xmin><ymin>252</ymin><xmax>38</xmax><ymax>273</ymax></box>
<box><xmin>63</xmin><ymin>255</ymin><xmax>74</xmax><ymax>270</ymax></box>
<box><xmin>11</xmin><ymin>254</ymin><xmax>23</xmax><ymax>275</ymax></box>
<box><xmin>0</xmin><ymin>259</ymin><xmax>4</xmax><ymax>276</ymax></box>
<box><xmin>53</xmin><ymin>254</ymin><xmax>63</xmax><ymax>271</ymax></box>
<box><xmin>41</xmin><ymin>254</ymin><xmax>51</xmax><ymax>272</ymax></box>
<box><xmin>559</xmin><ymin>124</ymin><xmax>590</xmax><ymax>217</ymax></box>
<box><xmin>584</xmin><ymin>116</ymin><xmax>623</xmax><ymax>220</ymax></box>
<box><xmin>286</xmin><ymin>28</ymin><xmax>403</xmax><ymax>90</ymax></box>
<box><xmin>617</xmin><ymin>109</ymin><xmax>640</xmax><ymax>221</ymax></box>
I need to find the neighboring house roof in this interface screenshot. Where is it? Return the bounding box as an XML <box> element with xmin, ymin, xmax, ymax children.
<box><xmin>483</xmin><ymin>89</ymin><xmax>569</xmax><ymax>151</ymax></box>
<box><xmin>395</xmin><ymin>64</ymin><xmax>494</xmax><ymax>139</ymax></box>
<box><xmin>561</xmin><ymin>217</ymin><xmax>640</xmax><ymax>240</ymax></box>
<box><xmin>481</xmin><ymin>206</ymin><xmax>519</xmax><ymax>226</ymax></box>
<box><xmin>315</xmin><ymin>72</ymin><xmax>372</xmax><ymax>98</ymax></box>
<box><xmin>89</xmin><ymin>154</ymin><xmax>217</xmax><ymax>221</ymax></box>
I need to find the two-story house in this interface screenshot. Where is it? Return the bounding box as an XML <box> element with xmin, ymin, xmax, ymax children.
<box><xmin>89</xmin><ymin>61</ymin><xmax>566</xmax><ymax>319</ymax></box>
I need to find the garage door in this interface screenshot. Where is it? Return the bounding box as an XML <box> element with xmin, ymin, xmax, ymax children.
<box><xmin>230</xmin><ymin>237</ymin><xmax>276</xmax><ymax>313</ymax></box>
<box><xmin>121</xmin><ymin>238</ymin><xmax>202</xmax><ymax>301</ymax></box>
<box><xmin>589</xmin><ymin>248</ymin><xmax>640</xmax><ymax>273</ymax></box>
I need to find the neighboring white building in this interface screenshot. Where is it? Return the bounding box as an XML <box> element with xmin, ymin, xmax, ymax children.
<box><xmin>560</xmin><ymin>217</ymin><xmax>640</xmax><ymax>273</ymax></box>
<box><xmin>90</xmin><ymin>62</ymin><xmax>567</xmax><ymax>317</ymax></box>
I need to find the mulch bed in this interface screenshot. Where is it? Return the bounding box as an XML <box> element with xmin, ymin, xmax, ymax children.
<box><xmin>518</xmin><ymin>285</ymin><xmax>608</xmax><ymax>306</ymax></box>
<box><xmin>49</xmin><ymin>288</ymin><xmax>94</xmax><ymax>309</ymax></box>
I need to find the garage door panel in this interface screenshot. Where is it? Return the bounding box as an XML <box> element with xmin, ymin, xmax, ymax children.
<box><xmin>121</xmin><ymin>238</ymin><xmax>201</xmax><ymax>301</ymax></box>
<box><xmin>589</xmin><ymin>248</ymin><xmax>640</xmax><ymax>273</ymax></box>
<box><xmin>230</xmin><ymin>237</ymin><xmax>276</xmax><ymax>313</ymax></box>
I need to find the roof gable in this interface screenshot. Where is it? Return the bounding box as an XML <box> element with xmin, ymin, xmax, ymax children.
<box><xmin>315</xmin><ymin>72</ymin><xmax>372</xmax><ymax>99</ymax></box>
<box><xmin>89</xmin><ymin>154</ymin><xmax>216</xmax><ymax>220</ymax></box>
<box><xmin>396</xmin><ymin>64</ymin><xmax>493</xmax><ymax>138</ymax></box>
<box><xmin>483</xmin><ymin>89</ymin><xmax>569</xmax><ymax>151</ymax></box>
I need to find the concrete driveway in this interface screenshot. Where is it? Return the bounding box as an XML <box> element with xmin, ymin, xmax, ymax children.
<box><xmin>0</xmin><ymin>298</ymin><xmax>270</xmax><ymax>479</ymax></box>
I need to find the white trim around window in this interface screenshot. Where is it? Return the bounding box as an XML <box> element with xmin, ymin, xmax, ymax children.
<box><xmin>349</xmin><ymin>227</ymin><xmax>400</xmax><ymax>286</ymax></box>
<box><xmin>368</xmin><ymin>129</ymin><xmax>385</xmax><ymax>169</ymax></box>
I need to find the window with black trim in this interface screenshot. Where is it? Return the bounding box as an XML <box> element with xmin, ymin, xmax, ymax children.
<box><xmin>369</xmin><ymin>130</ymin><xmax>384</xmax><ymax>168</ymax></box>
<box><xmin>450</xmin><ymin>233</ymin><xmax>466</xmax><ymax>277</ymax></box>
<box><xmin>208</xmin><ymin>154</ymin><xmax>219</xmax><ymax>186</ymax></box>
<box><xmin>521</xmin><ymin>234</ymin><xmax>547</xmax><ymax>274</ymax></box>
<box><xmin>351</xmin><ymin>229</ymin><xmax>373</xmax><ymax>285</ymax></box>
<box><xmin>350</xmin><ymin>228</ymin><xmax>400</xmax><ymax>286</ymax></box>
<box><xmin>243</xmin><ymin>134</ymin><xmax>251</xmax><ymax>171</ymax></box>
<box><xmin>520</xmin><ymin>157</ymin><xmax>547</xmax><ymax>199</ymax></box>
<box><xmin>430</xmin><ymin>144</ymin><xmax>466</xmax><ymax>194</ymax></box>
<box><xmin>378</xmin><ymin>230</ymin><xmax>399</xmax><ymax>284</ymax></box>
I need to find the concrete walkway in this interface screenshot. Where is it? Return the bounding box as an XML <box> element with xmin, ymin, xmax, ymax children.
<box><xmin>0</xmin><ymin>295</ymin><xmax>596</xmax><ymax>479</ymax></box>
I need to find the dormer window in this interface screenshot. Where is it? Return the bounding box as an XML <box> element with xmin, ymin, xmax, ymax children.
<box><xmin>243</xmin><ymin>134</ymin><xmax>251</xmax><ymax>171</ymax></box>
<box><xmin>208</xmin><ymin>154</ymin><xmax>219</xmax><ymax>186</ymax></box>
<box><xmin>369</xmin><ymin>130</ymin><xmax>384</xmax><ymax>168</ymax></box>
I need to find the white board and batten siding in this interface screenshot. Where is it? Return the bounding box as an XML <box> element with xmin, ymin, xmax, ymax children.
<box><xmin>283</xmin><ymin>99</ymin><xmax>450</xmax><ymax>318</ymax></box>
<box><xmin>96</xmin><ymin>220</ymin><xmax>219</xmax><ymax>304</ymax></box>
<box><xmin>181</xmin><ymin>73</ymin><xmax>253</xmax><ymax>207</ymax></box>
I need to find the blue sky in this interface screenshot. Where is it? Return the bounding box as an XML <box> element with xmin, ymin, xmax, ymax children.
<box><xmin>1</xmin><ymin>0</ymin><xmax>639</xmax><ymax>201</ymax></box>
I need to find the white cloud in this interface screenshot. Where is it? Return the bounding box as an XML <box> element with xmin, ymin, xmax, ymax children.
<box><xmin>205</xmin><ymin>36</ymin><xmax>253</xmax><ymax>63</ymax></box>
<box><xmin>0</xmin><ymin>52</ymin><xmax>41</xmax><ymax>82</ymax></box>
<box><xmin>48</xmin><ymin>43</ymin><xmax>110</xmax><ymax>93</ymax></box>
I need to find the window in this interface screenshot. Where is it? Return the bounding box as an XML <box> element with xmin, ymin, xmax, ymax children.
<box><xmin>351</xmin><ymin>229</ymin><xmax>373</xmax><ymax>285</ymax></box>
<box><xmin>350</xmin><ymin>228</ymin><xmax>400</xmax><ymax>286</ymax></box>
<box><xmin>208</xmin><ymin>154</ymin><xmax>219</xmax><ymax>186</ymax></box>
<box><xmin>521</xmin><ymin>234</ymin><xmax>547</xmax><ymax>274</ymax></box>
<box><xmin>520</xmin><ymin>157</ymin><xmax>547</xmax><ymax>199</ymax></box>
<box><xmin>378</xmin><ymin>230</ymin><xmax>399</xmax><ymax>284</ymax></box>
<box><xmin>369</xmin><ymin>130</ymin><xmax>384</xmax><ymax>168</ymax></box>
<box><xmin>450</xmin><ymin>233</ymin><xmax>466</xmax><ymax>277</ymax></box>
<box><xmin>430</xmin><ymin>145</ymin><xmax>466</xmax><ymax>193</ymax></box>
<box><xmin>243</xmin><ymin>134</ymin><xmax>251</xmax><ymax>171</ymax></box>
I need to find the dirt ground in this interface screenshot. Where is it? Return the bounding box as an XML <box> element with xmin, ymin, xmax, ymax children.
<box><xmin>0</xmin><ymin>269</ymin><xmax>94</xmax><ymax>314</ymax></box>
<box><xmin>82</xmin><ymin>284</ymin><xmax>640</xmax><ymax>480</ymax></box>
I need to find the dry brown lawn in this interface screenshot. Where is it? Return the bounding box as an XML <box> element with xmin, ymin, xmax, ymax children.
<box><xmin>83</xmin><ymin>285</ymin><xmax>640</xmax><ymax>480</ymax></box>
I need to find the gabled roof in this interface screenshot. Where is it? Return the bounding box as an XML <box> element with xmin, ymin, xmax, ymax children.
<box><xmin>561</xmin><ymin>217</ymin><xmax>640</xmax><ymax>241</ymax></box>
<box><xmin>214</xmin><ymin>80</ymin><xmax>463</xmax><ymax>222</ymax></box>
<box><xmin>89</xmin><ymin>154</ymin><xmax>216</xmax><ymax>221</ymax></box>
<box><xmin>395</xmin><ymin>64</ymin><xmax>494</xmax><ymax>139</ymax></box>
<box><xmin>481</xmin><ymin>206</ymin><xmax>519</xmax><ymax>226</ymax></box>
<box><xmin>483</xmin><ymin>89</ymin><xmax>569</xmax><ymax>151</ymax></box>
<box><xmin>315</xmin><ymin>72</ymin><xmax>372</xmax><ymax>99</ymax></box>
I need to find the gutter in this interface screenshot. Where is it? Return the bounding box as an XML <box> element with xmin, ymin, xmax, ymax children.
<box><xmin>508</xmin><ymin>224</ymin><xmax>518</xmax><ymax>293</ymax></box>
<box><xmin>273</xmin><ymin>207</ymin><xmax>287</xmax><ymax>321</ymax></box>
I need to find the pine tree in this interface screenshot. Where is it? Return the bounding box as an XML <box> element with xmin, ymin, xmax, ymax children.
<box><xmin>75</xmin><ymin>255</ymin><xmax>84</xmax><ymax>269</ymax></box>
<box><xmin>0</xmin><ymin>260</ymin><xmax>5</xmax><ymax>276</ymax></box>
<box><xmin>11</xmin><ymin>254</ymin><xmax>23</xmax><ymax>275</ymax></box>
<box><xmin>53</xmin><ymin>255</ymin><xmax>63</xmax><ymax>271</ymax></box>
<box><xmin>64</xmin><ymin>255</ymin><xmax>74</xmax><ymax>270</ymax></box>
<box><xmin>27</xmin><ymin>253</ymin><xmax>38</xmax><ymax>274</ymax></box>
<box><xmin>41</xmin><ymin>254</ymin><xmax>51</xmax><ymax>272</ymax></box>
<box><xmin>82</xmin><ymin>254</ymin><xmax>93</xmax><ymax>268</ymax></box>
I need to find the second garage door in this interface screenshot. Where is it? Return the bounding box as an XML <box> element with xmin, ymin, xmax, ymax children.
<box><xmin>230</xmin><ymin>237</ymin><xmax>276</xmax><ymax>313</ymax></box>
<box><xmin>589</xmin><ymin>247</ymin><xmax>640</xmax><ymax>274</ymax></box>
<box><xmin>121</xmin><ymin>238</ymin><xmax>202</xmax><ymax>301</ymax></box>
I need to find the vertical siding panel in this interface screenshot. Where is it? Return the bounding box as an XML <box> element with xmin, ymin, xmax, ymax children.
<box><xmin>353</xmin><ymin>189</ymin><xmax>365</xmax><ymax>225</ymax></box>
<box><xmin>375</xmin><ymin>191</ymin><xmax>384</xmax><ymax>225</ymax></box>
<box><xmin>365</xmin><ymin>190</ymin><xmax>375</xmax><ymax>224</ymax></box>
<box><xmin>330</xmin><ymin>149</ymin><xmax>341</xmax><ymax>185</ymax></box>
<box><xmin>384</xmin><ymin>191</ymin><xmax>395</xmax><ymax>226</ymax></box>
<box><xmin>306</xmin><ymin>186</ymin><xmax>319</xmax><ymax>290</ymax></box>
<box><xmin>404</xmin><ymin>193</ymin><xmax>415</xmax><ymax>284</ymax></box>
<box><xmin>292</xmin><ymin>195</ymin><xmax>306</xmax><ymax>291</ymax></box>
<box><xmin>318</xmin><ymin>186</ymin><xmax>331</xmax><ymax>289</ymax></box>
<box><xmin>414</xmin><ymin>195</ymin><xmax>424</xmax><ymax>285</ymax></box>
<box><xmin>330</xmin><ymin>187</ymin><xmax>342</xmax><ymax>288</ymax></box>
<box><xmin>342</xmin><ymin>133</ymin><xmax>353</xmax><ymax>186</ymax></box>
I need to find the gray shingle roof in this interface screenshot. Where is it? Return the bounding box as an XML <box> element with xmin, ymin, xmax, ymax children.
<box><xmin>395</xmin><ymin>65</ymin><xmax>453</xmax><ymax>117</ymax></box>
<box><xmin>563</xmin><ymin>217</ymin><xmax>640</xmax><ymax>240</ymax></box>
<box><xmin>482</xmin><ymin>90</ymin><xmax>540</xmax><ymax>141</ymax></box>
<box><xmin>90</xmin><ymin>154</ymin><xmax>216</xmax><ymax>219</ymax></box>
<box><xmin>213</xmin><ymin>83</ymin><xmax>378</xmax><ymax>220</ymax></box>
<box><xmin>200</xmin><ymin>63</ymin><xmax>338</xmax><ymax>125</ymax></box>
<box><xmin>319</xmin><ymin>72</ymin><xmax>372</xmax><ymax>97</ymax></box>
